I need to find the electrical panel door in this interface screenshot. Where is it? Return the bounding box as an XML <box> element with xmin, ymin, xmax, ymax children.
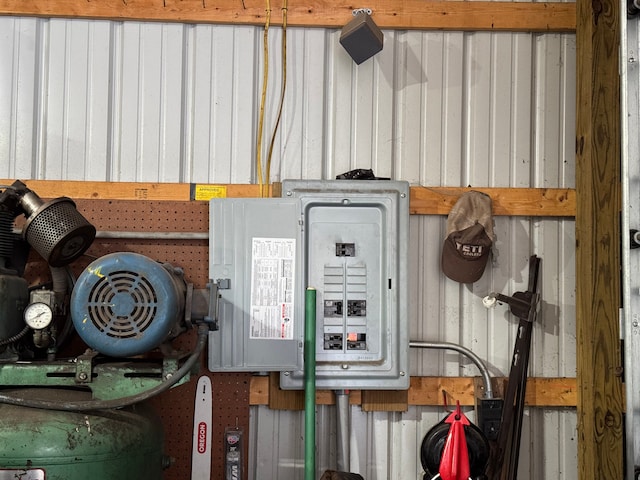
<box><xmin>208</xmin><ymin>198</ymin><xmax>303</xmax><ymax>372</ymax></box>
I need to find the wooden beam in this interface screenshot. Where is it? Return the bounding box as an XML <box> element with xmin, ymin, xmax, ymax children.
<box><xmin>0</xmin><ymin>0</ymin><xmax>576</xmax><ymax>32</ymax></box>
<box><xmin>0</xmin><ymin>180</ymin><xmax>273</xmax><ymax>201</ymax></box>
<box><xmin>575</xmin><ymin>0</ymin><xmax>624</xmax><ymax>475</ymax></box>
<box><xmin>410</xmin><ymin>186</ymin><xmax>575</xmax><ymax>217</ymax></box>
<box><xmin>361</xmin><ymin>389</ymin><xmax>409</xmax><ymax>412</ymax></box>
<box><xmin>1</xmin><ymin>180</ymin><xmax>576</xmax><ymax>217</ymax></box>
<box><xmin>249</xmin><ymin>375</ymin><xmax>578</xmax><ymax>408</ymax></box>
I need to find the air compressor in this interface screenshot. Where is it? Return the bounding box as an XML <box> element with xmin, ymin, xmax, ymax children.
<box><xmin>0</xmin><ymin>180</ymin><xmax>216</xmax><ymax>480</ymax></box>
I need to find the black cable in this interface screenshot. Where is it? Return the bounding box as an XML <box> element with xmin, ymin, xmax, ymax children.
<box><xmin>54</xmin><ymin>265</ymin><xmax>77</xmax><ymax>347</ymax></box>
<box><xmin>0</xmin><ymin>325</ymin><xmax>29</xmax><ymax>346</ymax></box>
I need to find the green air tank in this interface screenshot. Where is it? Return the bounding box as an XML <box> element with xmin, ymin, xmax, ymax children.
<box><xmin>0</xmin><ymin>389</ymin><xmax>169</xmax><ymax>480</ymax></box>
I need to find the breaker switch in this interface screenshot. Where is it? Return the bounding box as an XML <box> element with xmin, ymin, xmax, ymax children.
<box><xmin>346</xmin><ymin>332</ymin><xmax>367</xmax><ymax>350</ymax></box>
<box><xmin>324</xmin><ymin>300</ymin><xmax>343</xmax><ymax>317</ymax></box>
<box><xmin>347</xmin><ymin>300</ymin><xmax>366</xmax><ymax>317</ymax></box>
<box><xmin>336</xmin><ymin>243</ymin><xmax>356</xmax><ymax>257</ymax></box>
<box><xmin>324</xmin><ymin>333</ymin><xmax>344</xmax><ymax>350</ymax></box>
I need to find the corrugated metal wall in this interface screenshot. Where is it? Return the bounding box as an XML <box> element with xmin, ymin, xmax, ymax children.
<box><xmin>0</xmin><ymin>16</ymin><xmax>576</xmax><ymax>479</ymax></box>
<box><xmin>622</xmin><ymin>12</ymin><xmax>640</xmax><ymax>479</ymax></box>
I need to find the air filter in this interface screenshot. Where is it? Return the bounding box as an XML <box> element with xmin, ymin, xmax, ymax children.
<box><xmin>19</xmin><ymin>191</ymin><xmax>95</xmax><ymax>267</ymax></box>
<box><xmin>71</xmin><ymin>252</ymin><xmax>187</xmax><ymax>357</ymax></box>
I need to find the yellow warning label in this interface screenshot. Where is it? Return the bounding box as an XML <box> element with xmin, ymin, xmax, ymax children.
<box><xmin>192</xmin><ymin>184</ymin><xmax>227</xmax><ymax>200</ymax></box>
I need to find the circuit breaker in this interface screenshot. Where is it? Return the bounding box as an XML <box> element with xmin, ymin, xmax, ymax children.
<box><xmin>208</xmin><ymin>180</ymin><xmax>409</xmax><ymax>390</ymax></box>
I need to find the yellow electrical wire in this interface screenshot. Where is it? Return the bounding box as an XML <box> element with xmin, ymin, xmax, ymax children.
<box><xmin>256</xmin><ymin>0</ymin><xmax>287</xmax><ymax>198</ymax></box>
<box><xmin>256</xmin><ymin>0</ymin><xmax>271</xmax><ymax>197</ymax></box>
<box><xmin>265</xmin><ymin>0</ymin><xmax>287</xmax><ymax>192</ymax></box>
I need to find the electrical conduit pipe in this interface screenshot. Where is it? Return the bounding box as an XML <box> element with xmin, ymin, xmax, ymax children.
<box><xmin>409</xmin><ymin>341</ymin><xmax>494</xmax><ymax>399</ymax></box>
<box><xmin>304</xmin><ymin>288</ymin><xmax>317</xmax><ymax>480</ymax></box>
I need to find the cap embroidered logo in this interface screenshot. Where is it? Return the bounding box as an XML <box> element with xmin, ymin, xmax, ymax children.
<box><xmin>457</xmin><ymin>244</ymin><xmax>484</xmax><ymax>257</ymax></box>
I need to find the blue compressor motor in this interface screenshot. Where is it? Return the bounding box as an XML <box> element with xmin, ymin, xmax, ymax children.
<box><xmin>70</xmin><ymin>252</ymin><xmax>187</xmax><ymax>357</ymax></box>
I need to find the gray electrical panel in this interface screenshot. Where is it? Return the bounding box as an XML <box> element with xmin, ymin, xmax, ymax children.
<box><xmin>208</xmin><ymin>180</ymin><xmax>410</xmax><ymax>390</ymax></box>
<box><xmin>279</xmin><ymin>179</ymin><xmax>409</xmax><ymax>390</ymax></box>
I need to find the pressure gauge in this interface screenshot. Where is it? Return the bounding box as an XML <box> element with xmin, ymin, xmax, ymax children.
<box><xmin>24</xmin><ymin>302</ymin><xmax>54</xmax><ymax>330</ymax></box>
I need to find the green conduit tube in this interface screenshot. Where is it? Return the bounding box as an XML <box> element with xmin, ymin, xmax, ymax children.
<box><xmin>304</xmin><ymin>287</ymin><xmax>317</xmax><ymax>480</ymax></box>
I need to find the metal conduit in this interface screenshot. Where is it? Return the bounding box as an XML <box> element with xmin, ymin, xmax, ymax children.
<box><xmin>96</xmin><ymin>231</ymin><xmax>209</xmax><ymax>240</ymax></box>
<box><xmin>15</xmin><ymin>229</ymin><xmax>209</xmax><ymax>240</ymax></box>
<box><xmin>304</xmin><ymin>288</ymin><xmax>317</xmax><ymax>480</ymax></box>
<box><xmin>335</xmin><ymin>389</ymin><xmax>351</xmax><ymax>472</ymax></box>
<box><xmin>409</xmin><ymin>340</ymin><xmax>494</xmax><ymax>399</ymax></box>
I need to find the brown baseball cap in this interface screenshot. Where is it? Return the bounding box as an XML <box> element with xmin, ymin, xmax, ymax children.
<box><xmin>441</xmin><ymin>191</ymin><xmax>494</xmax><ymax>283</ymax></box>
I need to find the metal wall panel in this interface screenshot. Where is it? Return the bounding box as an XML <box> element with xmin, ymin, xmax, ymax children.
<box><xmin>622</xmin><ymin>11</ymin><xmax>640</xmax><ymax>479</ymax></box>
<box><xmin>0</xmin><ymin>16</ymin><xmax>576</xmax><ymax>479</ymax></box>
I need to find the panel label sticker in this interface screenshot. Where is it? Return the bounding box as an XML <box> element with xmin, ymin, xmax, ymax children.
<box><xmin>250</xmin><ymin>237</ymin><xmax>295</xmax><ymax>340</ymax></box>
<box><xmin>191</xmin><ymin>184</ymin><xmax>228</xmax><ymax>200</ymax></box>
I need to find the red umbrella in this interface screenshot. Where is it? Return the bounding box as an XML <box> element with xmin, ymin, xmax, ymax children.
<box><xmin>438</xmin><ymin>401</ymin><xmax>471</xmax><ymax>480</ymax></box>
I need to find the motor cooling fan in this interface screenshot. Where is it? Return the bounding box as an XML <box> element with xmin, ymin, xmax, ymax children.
<box><xmin>71</xmin><ymin>252</ymin><xmax>187</xmax><ymax>358</ymax></box>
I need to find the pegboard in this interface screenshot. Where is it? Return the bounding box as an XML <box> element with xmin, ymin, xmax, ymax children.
<box><xmin>22</xmin><ymin>199</ymin><xmax>250</xmax><ymax>480</ymax></box>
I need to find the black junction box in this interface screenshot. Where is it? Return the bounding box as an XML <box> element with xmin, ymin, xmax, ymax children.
<box><xmin>339</xmin><ymin>13</ymin><xmax>384</xmax><ymax>65</ymax></box>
